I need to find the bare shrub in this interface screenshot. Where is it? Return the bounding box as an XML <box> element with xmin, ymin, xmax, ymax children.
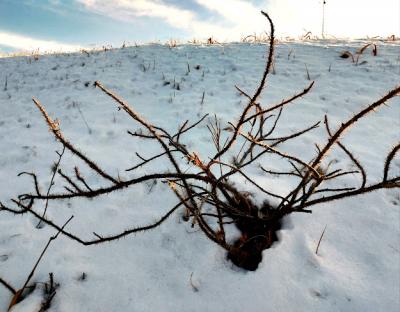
<box><xmin>1</xmin><ymin>12</ymin><xmax>399</xmax><ymax>273</ymax></box>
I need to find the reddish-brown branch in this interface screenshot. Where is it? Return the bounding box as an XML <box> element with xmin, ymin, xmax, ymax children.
<box><xmin>243</xmin><ymin>82</ymin><xmax>314</xmax><ymax>124</ymax></box>
<box><xmin>94</xmin><ymin>81</ymin><xmax>199</xmax><ymax>212</ymax></box>
<box><xmin>324</xmin><ymin>115</ymin><xmax>366</xmax><ymax>188</ymax></box>
<box><xmin>293</xmin><ymin>177</ymin><xmax>399</xmax><ymax>211</ymax></box>
<box><xmin>24</xmin><ymin>173</ymin><xmax>209</xmax><ymax>200</ymax></box>
<box><xmin>210</xmin><ymin>11</ymin><xmax>275</xmax><ymax>163</ymax></box>
<box><xmin>290</xmin><ymin>85</ymin><xmax>400</xmax><ymax>207</ymax></box>
<box><xmin>32</xmin><ymin>98</ymin><xmax>118</xmax><ymax>184</ymax></box>
<box><xmin>384</xmin><ymin>143</ymin><xmax>400</xmax><ymax>182</ymax></box>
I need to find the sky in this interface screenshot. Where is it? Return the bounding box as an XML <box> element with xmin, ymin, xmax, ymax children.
<box><xmin>0</xmin><ymin>0</ymin><xmax>399</xmax><ymax>52</ymax></box>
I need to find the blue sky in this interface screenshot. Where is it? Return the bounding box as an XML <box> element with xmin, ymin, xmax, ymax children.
<box><xmin>0</xmin><ymin>0</ymin><xmax>398</xmax><ymax>52</ymax></box>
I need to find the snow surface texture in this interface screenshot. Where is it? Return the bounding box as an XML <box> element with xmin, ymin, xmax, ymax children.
<box><xmin>0</xmin><ymin>42</ymin><xmax>399</xmax><ymax>311</ymax></box>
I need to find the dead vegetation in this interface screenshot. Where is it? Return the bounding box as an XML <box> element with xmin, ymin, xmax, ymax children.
<box><xmin>0</xmin><ymin>14</ymin><xmax>399</xmax><ymax>304</ymax></box>
<box><xmin>340</xmin><ymin>42</ymin><xmax>379</xmax><ymax>65</ymax></box>
<box><xmin>241</xmin><ymin>32</ymin><xmax>271</xmax><ymax>43</ymax></box>
<box><xmin>1</xmin><ymin>216</ymin><xmax>71</xmax><ymax>310</ymax></box>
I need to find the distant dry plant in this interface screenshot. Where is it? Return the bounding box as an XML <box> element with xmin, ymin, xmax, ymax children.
<box><xmin>301</xmin><ymin>31</ymin><xmax>313</xmax><ymax>40</ymax></box>
<box><xmin>188</xmin><ymin>38</ymin><xmax>200</xmax><ymax>44</ymax></box>
<box><xmin>207</xmin><ymin>37</ymin><xmax>219</xmax><ymax>45</ymax></box>
<box><xmin>241</xmin><ymin>32</ymin><xmax>270</xmax><ymax>43</ymax></box>
<box><xmin>167</xmin><ymin>39</ymin><xmax>178</xmax><ymax>48</ymax></box>
<box><xmin>356</xmin><ymin>43</ymin><xmax>378</xmax><ymax>56</ymax></box>
<box><xmin>340</xmin><ymin>42</ymin><xmax>378</xmax><ymax>64</ymax></box>
<box><xmin>1</xmin><ymin>12</ymin><xmax>399</xmax><ymax>274</ymax></box>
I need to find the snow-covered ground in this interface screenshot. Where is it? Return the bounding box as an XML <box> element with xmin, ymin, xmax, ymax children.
<box><xmin>0</xmin><ymin>41</ymin><xmax>399</xmax><ymax>311</ymax></box>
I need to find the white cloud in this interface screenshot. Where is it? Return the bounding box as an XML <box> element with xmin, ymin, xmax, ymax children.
<box><xmin>76</xmin><ymin>0</ymin><xmax>399</xmax><ymax>40</ymax></box>
<box><xmin>0</xmin><ymin>31</ymin><xmax>82</xmax><ymax>52</ymax></box>
<box><xmin>76</xmin><ymin>0</ymin><xmax>266</xmax><ymax>40</ymax></box>
<box><xmin>194</xmin><ymin>0</ymin><xmax>268</xmax><ymax>37</ymax></box>
<box><xmin>78</xmin><ymin>0</ymin><xmax>195</xmax><ymax>29</ymax></box>
<box><xmin>194</xmin><ymin>0</ymin><xmax>260</xmax><ymax>23</ymax></box>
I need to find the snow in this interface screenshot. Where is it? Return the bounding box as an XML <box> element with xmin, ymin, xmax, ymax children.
<box><xmin>0</xmin><ymin>41</ymin><xmax>399</xmax><ymax>311</ymax></box>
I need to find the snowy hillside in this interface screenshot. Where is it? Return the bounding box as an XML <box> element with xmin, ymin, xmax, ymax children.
<box><xmin>0</xmin><ymin>41</ymin><xmax>399</xmax><ymax>311</ymax></box>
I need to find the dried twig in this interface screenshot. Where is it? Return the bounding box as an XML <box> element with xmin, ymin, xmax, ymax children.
<box><xmin>37</xmin><ymin>146</ymin><xmax>65</xmax><ymax>228</ymax></box>
<box><xmin>0</xmin><ymin>278</ymin><xmax>16</xmax><ymax>295</ymax></box>
<box><xmin>8</xmin><ymin>216</ymin><xmax>73</xmax><ymax>311</ymax></box>
<box><xmin>315</xmin><ymin>225</ymin><xmax>327</xmax><ymax>255</ymax></box>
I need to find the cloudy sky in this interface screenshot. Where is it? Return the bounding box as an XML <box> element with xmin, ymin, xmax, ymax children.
<box><xmin>0</xmin><ymin>0</ymin><xmax>398</xmax><ymax>52</ymax></box>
